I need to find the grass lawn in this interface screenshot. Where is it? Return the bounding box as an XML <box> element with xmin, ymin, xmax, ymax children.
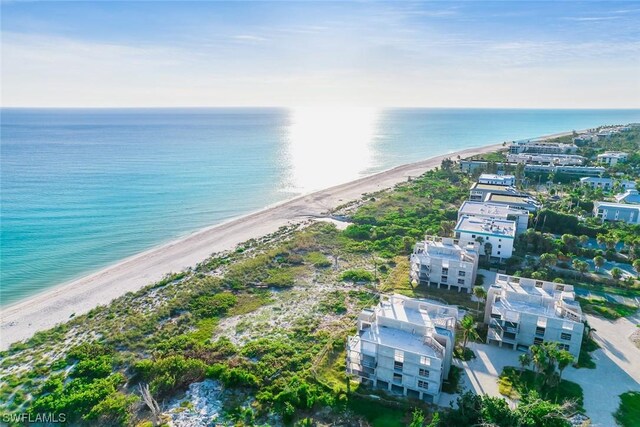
<box><xmin>498</xmin><ymin>367</ymin><xmax>583</xmax><ymax>410</ymax></box>
<box><xmin>347</xmin><ymin>396</ymin><xmax>408</xmax><ymax>427</ymax></box>
<box><xmin>615</xmin><ymin>391</ymin><xmax>640</xmax><ymax>427</ymax></box>
<box><xmin>574</xmin><ymin>335</ymin><xmax>600</xmax><ymax>369</ymax></box>
<box><xmin>577</xmin><ymin>297</ymin><xmax>637</xmax><ymax>320</ymax></box>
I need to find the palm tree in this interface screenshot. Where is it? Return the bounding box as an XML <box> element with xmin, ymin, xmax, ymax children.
<box><xmin>573</xmin><ymin>259</ymin><xmax>588</xmax><ymax>277</ymax></box>
<box><xmin>484</xmin><ymin>242</ymin><xmax>493</xmax><ymax>262</ymax></box>
<box><xmin>460</xmin><ymin>315</ymin><xmax>478</xmax><ymax>348</ymax></box>
<box><xmin>611</xmin><ymin>267</ymin><xmax>623</xmax><ymax>282</ymax></box>
<box><xmin>539</xmin><ymin>253</ymin><xmax>558</xmax><ymax>269</ymax></box>
<box><xmin>556</xmin><ymin>350</ymin><xmax>574</xmax><ymax>384</ymax></box>
<box><xmin>518</xmin><ymin>353</ymin><xmax>532</xmax><ymax>373</ymax></box>
<box><xmin>596</xmin><ymin>234</ymin><xmax>606</xmax><ymax>248</ymax></box>
<box><xmin>530</xmin><ymin>344</ymin><xmax>548</xmax><ymax>381</ymax></box>
<box><xmin>472</xmin><ymin>286</ymin><xmax>487</xmax><ymax>312</ymax></box>
<box><xmin>593</xmin><ymin>255</ymin><xmax>605</xmax><ymax>272</ymax></box>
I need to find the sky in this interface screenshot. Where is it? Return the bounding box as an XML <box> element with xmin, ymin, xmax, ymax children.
<box><xmin>1</xmin><ymin>1</ymin><xmax>639</xmax><ymax>108</ymax></box>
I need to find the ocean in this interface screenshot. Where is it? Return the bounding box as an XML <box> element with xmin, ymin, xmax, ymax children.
<box><xmin>2</xmin><ymin>107</ymin><xmax>639</xmax><ymax>306</ymax></box>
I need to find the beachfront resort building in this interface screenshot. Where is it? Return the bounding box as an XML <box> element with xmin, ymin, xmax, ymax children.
<box><xmin>410</xmin><ymin>236</ymin><xmax>479</xmax><ymax>293</ymax></box>
<box><xmin>454</xmin><ymin>216</ymin><xmax>516</xmax><ymax>261</ymax></box>
<box><xmin>593</xmin><ymin>201</ymin><xmax>640</xmax><ymax>224</ymax></box>
<box><xmin>508</xmin><ymin>140</ymin><xmax>577</xmax><ymax>155</ymax></box>
<box><xmin>459</xmin><ymin>161</ymin><xmax>605</xmax><ymax>177</ymax></box>
<box><xmin>478</xmin><ymin>174</ymin><xmax>516</xmax><ymax>186</ymax></box>
<box><xmin>346</xmin><ymin>294</ymin><xmax>458</xmax><ymax>403</ymax></box>
<box><xmin>579</xmin><ymin>177</ymin><xmax>613</xmax><ymax>191</ymax></box>
<box><xmin>484</xmin><ymin>275</ymin><xmax>584</xmax><ymax>358</ymax></box>
<box><xmin>597</xmin><ymin>151</ymin><xmax>628</xmax><ymax>166</ymax></box>
<box><xmin>469</xmin><ymin>183</ymin><xmax>524</xmax><ymax>202</ymax></box>
<box><xmin>506</xmin><ymin>153</ymin><xmax>585</xmax><ymax>166</ymax></box>
<box><xmin>458</xmin><ymin>201</ymin><xmax>529</xmax><ymax>235</ymax></box>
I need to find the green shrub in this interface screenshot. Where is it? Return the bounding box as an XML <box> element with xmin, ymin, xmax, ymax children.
<box><xmin>340</xmin><ymin>269</ymin><xmax>374</xmax><ymax>282</ymax></box>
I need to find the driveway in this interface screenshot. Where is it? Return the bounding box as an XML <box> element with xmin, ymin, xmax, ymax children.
<box><xmin>562</xmin><ymin>314</ymin><xmax>640</xmax><ymax>427</ymax></box>
<box><xmin>440</xmin><ymin>320</ymin><xmax>640</xmax><ymax>426</ymax></box>
<box><xmin>439</xmin><ymin>342</ymin><xmax>521</xmax><ymax>408</ymax></box>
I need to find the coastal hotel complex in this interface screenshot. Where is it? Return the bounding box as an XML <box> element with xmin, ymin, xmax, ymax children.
<box><xmin>346</xmin><ymin>130</ymin><xmax>640</xmax><ymax>401</ymax></box>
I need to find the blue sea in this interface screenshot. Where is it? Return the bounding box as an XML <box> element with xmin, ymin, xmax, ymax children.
<box><xmin>2</xmin><ymin>108</ymin><xmax>639</xmax><ymax>306</ymax></box>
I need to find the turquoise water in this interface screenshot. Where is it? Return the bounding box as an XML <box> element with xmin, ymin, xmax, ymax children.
<box><xmin>2</xmin><ymin>108</ymin><xmax>639</xmax><ymax>306</ymax></box>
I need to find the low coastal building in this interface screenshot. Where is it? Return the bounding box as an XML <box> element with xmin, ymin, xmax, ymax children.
<box><xmin>597</xmin><ymin>151</ymin><xmax>628</xmax><ymax>166</ymax></box>
<box><xmin>524</xmin><ymin>164</ymin><xmax>606</xmax><ymax>177</ymax></box>
<box><xmin>484</xmin><ymin>275</ymin><xmax>584</xmax><ymax>358</ymax></box>
<box><xmin>478</xmin><ymin>174</ymin><xmax>516</xmax><ymax>186</ymax></box>
<box><xmin>509</xmin><ymin>140</ymin><xmax>577</xmax><ymax>155</ymax></box>
<box><xmin>484</xmin><ymin>193</ymin><xmax>541</xmax><ymax>212</ymax></box>
<box><xmin>506</xmin><ymin>153</ymin><xmax>585</xmax><ymax>166</ymax></box>
<box><xmin>459</xmin><ymin>161</ymin><xmax>605</xmax><ymax>177</ymax></box>
<box><xmin>469</xmin><ymin>182</ymin><xmax>523</xmax><ymax>202</ymax></box>
<box><xmin>458</xmin><ymin>201</ymin><xmax>529</xmax><ymax>235</ymax></box>
<box><xmin>346</xmin><ymin>294</ymin><xmax>458</xmax><ymax>403</ymax></box>
<box><xmin>410</xmin><ymin>236</ymin><xmax>479</xmax><ymax>293</ymax></box>
<box><xmin>454</xmin><ymin>215</ymin><xmax>515</xmax><ymax>261</ymax></box>
<box><xmin>615</xmin><ymin>189</ymin><xmax>640</xmax><ymax>204</ymax></box>
<box><xmin>579</xmin><ymin>177</ymin><xmax>613</xmax><ymax>191</ymax></box>
<box><xmin>593</xmin><ymin>201</ymin><xmax>640</xmax><ymax>224</ymax></box>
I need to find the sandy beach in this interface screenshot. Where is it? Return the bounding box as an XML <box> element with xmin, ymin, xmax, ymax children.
<box><xmin>1</xmin><ymin>141</ymin><xmax>507</xmax><ymax>349</ymax></box>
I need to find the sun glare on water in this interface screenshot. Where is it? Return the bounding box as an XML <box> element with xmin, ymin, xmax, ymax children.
<box><xmin>284</xmin><ymin>106</ymin><xmax>381</xmax><ymax>193</ymax></box>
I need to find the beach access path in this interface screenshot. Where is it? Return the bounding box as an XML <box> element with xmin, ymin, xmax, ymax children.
<box><xmin>1</xmin><ymin>143</ymin><xmax>503</xmax><ymax>349</ymax></box>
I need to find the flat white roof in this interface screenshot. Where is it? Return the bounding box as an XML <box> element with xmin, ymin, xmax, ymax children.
<box><xmin>361</xmin><ymin>325</ymin><xmax>439</xmax><ymax>357</ymax></box>
<box><xmin>455</xmin><ymin>216</ymin><xmax>516</xmax><ymax>238</ymax></box>
<box><xmin>377</xmin><ymin>296</ymin><xmax>456</xmax><ymax>326</ymax></box>
<box><xmin>479</xmin><ymin>174</ymin><xmax>515</xmax><ymax>180</ymax></box>
<box><xmin>458</xmin><ymin>201</ymin><xmax>525</xmax><ymax>218</ymax></box>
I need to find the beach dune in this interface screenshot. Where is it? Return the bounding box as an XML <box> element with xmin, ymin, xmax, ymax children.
<box><xmin>0</xmin><ymin>144</ymin><xmax>503</xmax><ymax>349</ymax></box>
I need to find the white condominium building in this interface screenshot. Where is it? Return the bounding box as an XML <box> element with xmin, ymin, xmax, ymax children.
<box><xmin>579</xmin><ymin>177</ymin><xmax>613</xmax><ymax>191</ymax></box>
<box><xmin>458</xmin><ymin>201</ymin><xmax>530</xmax><ymax>235</ymax></box>
<box><xmin>346</xmin><ymin>294</ymin><xmax>458</xmax><ymax>403</ymax></box>
<box><xmin>454</xmin><ymin>216</ymin><xmax>516</xmax><ymax>261</ymax></box>
<box><xmin>410</xmin><ymin>236</ymin><xmax>479</xmax><ymax>293</ymax></box>
<box><xmin>484</xmin><ymin>275</ymin><xmax>584</xmax><ymax>358</ymax></box>
<box><xmin>478</xmin><ymin>174</ymin><xmax>516</xmax><ymax>186</ymax></box>
<box><xmin>597</xmin><ymin>151</ymin><xmax>628</xmax><ymax>166</ymax></box>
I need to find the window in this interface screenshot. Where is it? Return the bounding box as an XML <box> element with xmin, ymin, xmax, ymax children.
<box><xmin>558</xmin><ymin>344</ymin><xmax>570</xmax><ymax>352</ymax></box>
<box><xmin>393</xmin><ymin>373</ymin><xmax>402</xmax><ymax>383</ymax></box>
<box><xmin>555</xmin><ymin>284</ymin><xmax>565</xmax><ymax>291</ymax></box>
<box><xmin>394</xmin><ymin>361</ymin><xmax>404</xmax><ymax>371</ymax></box>
<box><xmin>498</xmin><ymin>245</ymin><xmax>502</xmax><ymax>248</ymax></box>
<box><xmin>471</xmin><ymin>234</ymin><xmax>476</xmax><ymax>239</ymax></box>
<box><xmin>534</xmin><ymin>337</ymin><xmax>544</xmax><ymax>345</ymax></box>
<box><xmin>535</xmin><ymin>327</ymin><xmax>545</xmax><ymax>336</ymax></box>
<box><xmin>560</xmin><ymin>333</ymin><xmax>572</xmax><ymax>341</ymax></box>
<box><xmin>442</xmin><ymin>268</ymin><xmax>449</xmax><ymax>275</ymax></box>
<box><xmin>458</xmin><ymin>271</ymin><xmax>466</xmax><ymax>277</ymax></box>
<box><xmin>497</xmin><ymin>251</ymin><xmax>501</xmax><ymax>255</ymax></box>
<box><xmin>417</xmin><ymin>380</ymin><xmax>429</xmax><ymax>390</ymax></box>
<box><xmin>420</xmin><ymin>356</ymin><xmax>431</xmax><ymax>366</ymax></box>
<box><xmin>419</xmin><ymin>368</ymin><xmax>430</xmax><ymax>378</ymax></box>
<box><xmin>458</xmin><ymin>279</ymin><xmax>465</xmax><ymax>285</ymax></box>
<box><xmin>535</xmin><ymin>281</ymin><xmax>543</xmax><ymax>288</ymax></box>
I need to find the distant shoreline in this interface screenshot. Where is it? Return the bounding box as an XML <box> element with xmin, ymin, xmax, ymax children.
<box><xmin>0</xmin><ymin>128</ymin><xmax>578</xmax><ymax>350</ymax></box>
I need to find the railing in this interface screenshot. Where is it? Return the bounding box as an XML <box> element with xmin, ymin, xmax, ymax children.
<box><xmin>424</xmin><ymin>336</ymin><xmax>445</xmax><ymax>359</ymax></box>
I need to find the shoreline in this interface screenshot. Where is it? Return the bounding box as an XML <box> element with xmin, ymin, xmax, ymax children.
<box><xmin>0</xmin><ymin>131</ymin><xmax>573</xmax><ymax>350</ymax></box>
